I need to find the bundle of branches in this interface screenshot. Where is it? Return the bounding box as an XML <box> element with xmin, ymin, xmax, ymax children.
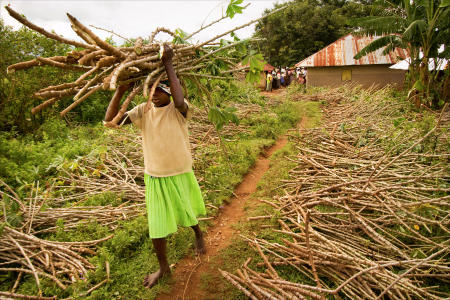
<box><xmin>51</xmin><ymin>146</ymin><xmax>145</xmax><ymax>204</ymax></box>
<box><xmin>1</xmin><ymin>225</ymin><xmax>112</xmax><ymax>297</ymax></box>
<box><xmin>0</xmin><ymin>179</ymin><xmax>140</xmax><ymax>298</ymax></box>
<box><xmin>221</xmin><ymin>87</ymin><xmax>449</xmax><ymax>299</ymax></box>
<box><xmin>5</xmin><ymin>4</ymin><xmax>285</xmax><ymax>126</ymax></box>
<box><xmin>22</xmin><ymin>200</ymin><xmax>144</xmax><ymax>235</ymax></box>
<box><xmin>2</xmin><ymin>172</ymin><xmax>144</xmax><ymax>232</ymax></box>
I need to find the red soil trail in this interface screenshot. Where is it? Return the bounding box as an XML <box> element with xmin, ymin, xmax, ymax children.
<box><xmin>157</xmin><ymin>136</ymin><xmax>288</xmax><ymax>300</ymax></box>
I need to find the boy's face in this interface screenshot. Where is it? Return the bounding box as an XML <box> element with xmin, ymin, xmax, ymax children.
<box><xmin>152</xmin><ymin>88</ymin><xmax>171</xmax><ymax>107</ymax></box>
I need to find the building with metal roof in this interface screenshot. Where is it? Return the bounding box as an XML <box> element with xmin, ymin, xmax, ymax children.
<box><xmin>295</xmin><ymin>34</ymin><xmax>409</xmax><ymax>88</ymax></box>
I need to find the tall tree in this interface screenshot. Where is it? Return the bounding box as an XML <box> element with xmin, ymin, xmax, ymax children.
<box><xmin>254</xmin><ymin>0</ymin><xmax>380</xmax><ymax>66</ymax></box>
<box><xmin>0</xmin><ymin>20</ymin><xmax>76</xmax><ymax>133</ymax></box>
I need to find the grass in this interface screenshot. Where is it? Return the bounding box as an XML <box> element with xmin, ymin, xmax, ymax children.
<box><xmin>1</xmin><ymin>83</ymin><xmax>322</xmax><ymax>299</ymax></box>
<box><xmin>195</xmin><ymin>97</ymin><xmax>322</xmax><ymax>299</ymax></box>
<box><xmin>0</xmin><ymin>120</ymin><xmax>109</xmax><ymax>190</ymax></box>
<box><xmin>210</xmin><ymin>85</ymin><xmax>449</xmax><ymax>299</ymax></box>
<box><xmin>199</xmin><ymin>138</ymin><xmax>273</xmax><ymax>207</ymax></box>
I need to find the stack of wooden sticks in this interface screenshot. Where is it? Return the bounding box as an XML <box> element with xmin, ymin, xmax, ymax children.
<box><xmin>221</xmin><ymin>87</ymin><xmax>450</xmax><ymax>299</ymax></box>
<box><xmin>5</xmin><ymin>6</ymin><xmax>285</xmax><ymax>126</ymax></box>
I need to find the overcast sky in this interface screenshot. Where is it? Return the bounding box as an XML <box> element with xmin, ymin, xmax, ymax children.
<box><xmin>0</xmin><ymin>0</ymin><xmax>290</xmax><ymax>45</ymax></box>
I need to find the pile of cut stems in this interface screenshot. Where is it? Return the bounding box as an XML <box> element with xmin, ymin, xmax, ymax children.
<box><xmin>221</xmin><ymin>86</ymin><xmax>449</xmax><ymax>299</ymax></box>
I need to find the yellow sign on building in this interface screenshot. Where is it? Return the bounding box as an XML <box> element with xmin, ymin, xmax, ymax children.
<box><xmin>342</xmin><ymin>69</ymin><xmax>352</xmax><ymax>81</ymax></box>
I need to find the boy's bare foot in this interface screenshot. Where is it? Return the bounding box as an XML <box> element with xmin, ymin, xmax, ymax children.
<box><xmin>143</xmin><ymin>268</ymin><xmax>170</xmax><ymax>288</ymax></box>
<box><xmin>195</xmin><ymin>235</ymin><xmax>207</xmax><ymax>255</ymax></box>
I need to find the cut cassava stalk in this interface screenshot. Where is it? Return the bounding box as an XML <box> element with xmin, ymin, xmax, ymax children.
<box><xmin>5</xmin><ymin>6</ymin><xmax>96</xmax><ymax>50</ymax></box>
<box><xmin>5</xmin><ymin>5</ymin><xmax>287</xmax><ymax>117</ymax></box>
<box><xmin>89</xmin><ymin>24</ymin><xmax>131</xmax><ymax>43</ymax></box>
<box><xmin>60</xmin><ymin>85</ymin><xmax>102</xmax><ymax>117</ymax></box>
<box><xmin>143</xmin><ymin>67</ymin><xmax>164</xmax><ymax>97</ymax></box>
<box><xmin>195</xmin><ymin>5</ymin><xmax>288</xmax><ymax>49</ymax></box>
<box><xmin>107</xmin><ymin>84</ymin><xmax>144</xmax><ymax>127</ymax></box>
<box><xmin>66</xmin><ymin>13</ymin><xmax>126</xmax><ymax>59</ymax></box>
<box><xmin>149</xmin><ymin>27</ymin><xmax>175</xmax><ymax>43</ymax></box>
<box><xmin>144</xmin><ymin>73</ymin><xmax>164</xmax><ymax>113</ymax></box>
<box><xmin>0</xmin><ymin>291</ymin><xmax>56</xmax><ymax>300</ymax></box>
<box><xmin>224</xmin><ymin>85</ymin><xmax>449</xmax><ymax>299</ymax></box>
<box><xmin>7</xmin><ymin>56</ymin><xmax>77</xmax><ymax>73</ymax></box>
<box><xmin>73</xmin><ymin>65</ymin><xmax>113</xmax><ymax>101</ymax></box>
<box><xmin>78</xmin><ymin>49</ymin><xmax>108</xmax><ymax>66</ymax></box>
<box><xmin>35</xmin><ymin>57</ymin><xmax>91</xmax><ymax>72</ymax></box>
<box><xmin>1</xmin><ymin>225</ymin><xmax>113</xmax><ymax>290</ymax></box>
<box><xmin>185</xmin><ymin>3</ymin><xmax>251</xmax><ymax>41</ymax></box>
<box><xmin>34</xmin><ymin>88</ymin><xmax>79</xmax><ymax>100</ymax></box>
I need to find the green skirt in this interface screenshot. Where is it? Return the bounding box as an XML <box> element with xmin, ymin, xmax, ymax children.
<box><xmin>144</xmin><ymin>171</ymin><xmax>206</xmax><ymax>239</ymax></box>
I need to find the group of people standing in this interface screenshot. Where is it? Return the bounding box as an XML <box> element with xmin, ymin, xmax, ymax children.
<box><xmin>265</xmin><ymin>67</ymin><xmax>307</xmax><ymax>92</ymax></box>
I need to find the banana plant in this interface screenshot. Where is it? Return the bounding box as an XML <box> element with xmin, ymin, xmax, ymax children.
<box><xmin>352</xmin><ymin>0</ymin><xmax>449</xmax><ymax>107</ymax></box>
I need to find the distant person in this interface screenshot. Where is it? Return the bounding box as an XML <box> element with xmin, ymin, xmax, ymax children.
<box><xmin>266</xmin><ymin>72</ymin><xmax>273</xmax><ymax>91</ymax></box>
<box><xmin>271</xmin><ymin>71</ymin><xmax>277</xmax><ymax>90</ymax></box>
<box><xmin>299</xmin><ymin>74</ymin><xmax>305</xmax><ymax>84</ymax></box>
<box><xmin>298</xmin><ymin>68</ymin><xmax>306</xmax><ymax>84</ymax></box>
<box><xmin>276</xmin><ymin>71</ymin><xmax>281</xmax><ymax>88</ymax></box>
<box><xmin>286</xmin><ymin>68</ymin><xmax>293</xmax><ymax>86</ymax></box>
<box><xmin>271</xmin><ymin>71</ymin><xmax>277</xmax><ymax>89</ymax></box>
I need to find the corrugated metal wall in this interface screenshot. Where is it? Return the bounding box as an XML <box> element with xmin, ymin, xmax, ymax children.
<box><xmin>306</xmin><ymin>65</ymin><xmax>406</xmax><ymax>89</ymax></box>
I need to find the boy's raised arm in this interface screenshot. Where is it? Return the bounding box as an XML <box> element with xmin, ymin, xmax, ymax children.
<box><xmin>104</xmin><ymin>84</ymin><xmax>132</xmax><ymax>125</ymax></box>
<box><xmin>162</xmin><ymin>43</ymin><xmax>187</xmax><ymax>115</ymax></box>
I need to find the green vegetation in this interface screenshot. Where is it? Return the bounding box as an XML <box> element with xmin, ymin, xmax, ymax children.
<box><xmin>0</xmin><ymin>120</ymin><xmax>108</xmax><ymax>189</ymax></box>
<box><xmin>196</xmin><ymin>98</ymin><xmax>322</xmax><ymax>299</ymax></box>
<box><xmin>352</xmin><ymin>0</ymin><xmax>449</xmax><ymax>107</ymax></box>
<box><xmin>0</xmin><ymin>79</ymin><xmax>310</xmax><ymax>298</ymax></box>
<box><xmin>254</xmin><ymin>0</ymin><xmax>382</xmax><ymax>66</ymax></box>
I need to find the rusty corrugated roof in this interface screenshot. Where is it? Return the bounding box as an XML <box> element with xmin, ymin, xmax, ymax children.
<box><xmin>295</xmin><ymin>34</ymin><xmax>408</xmax><ymax>67</ymax></box>
<box><xmin>263</xmin><ymin>63</ymin><xmax>275</xmax><ymax>72</ymax></box>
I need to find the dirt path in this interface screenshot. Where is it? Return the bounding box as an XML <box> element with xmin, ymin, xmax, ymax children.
<box><xmin>260</xmin><ymin>86</ymin><xmax>286</xmax><ymax>98</ymax></box>
<box><xmin>156</xmin><ymin>88</ymin><xmax>289</xmax><ymax>300</ymax></box>
<box><xmin>157</xmin><ymin>137</ymin><xmax>288</xmax><ymax>300</ymax></box>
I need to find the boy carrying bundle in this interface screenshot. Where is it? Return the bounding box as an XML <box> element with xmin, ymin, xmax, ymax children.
<box><xmin>104</xmin><ymin>43</ymin><xmax>206</xmax><ymax>288</ymax></box>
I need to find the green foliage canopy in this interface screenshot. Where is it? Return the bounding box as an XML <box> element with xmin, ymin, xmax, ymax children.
<box><xmin>0</xmin><ymin>20</ymin><xmax>73</xmax><ymax>133</ymax></box>
<box><xmin>352</xmin><ymin>0</ymin><xmax>449</xmax><ymax>107</ymax></box>
<box><xmin>253</xmin><ymin>0</ymin><xmax>380</xmax><ymax>66</ymax></box>
<box><xmin>0</xmin><ymin>20</ymin><xmax>116</xmax><ymax>133</ymax></box>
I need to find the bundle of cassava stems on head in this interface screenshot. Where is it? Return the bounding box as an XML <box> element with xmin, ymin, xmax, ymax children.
<box><xmin>5</xmin><ymin>5</ymin><xmax>285</xmax><ymax>127</ymax></box>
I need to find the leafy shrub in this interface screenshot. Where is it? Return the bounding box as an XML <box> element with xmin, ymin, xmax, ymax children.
<box><xmin>0</xmin><ymin>121</ymin><xmax>107</xmax><ymax>190</ymax></box>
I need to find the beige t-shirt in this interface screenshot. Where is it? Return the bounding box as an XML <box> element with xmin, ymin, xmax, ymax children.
<box><xmin>126</xmin><ymin>100</ymin><xmax>193</xmax><ymax>177</ymax></box>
